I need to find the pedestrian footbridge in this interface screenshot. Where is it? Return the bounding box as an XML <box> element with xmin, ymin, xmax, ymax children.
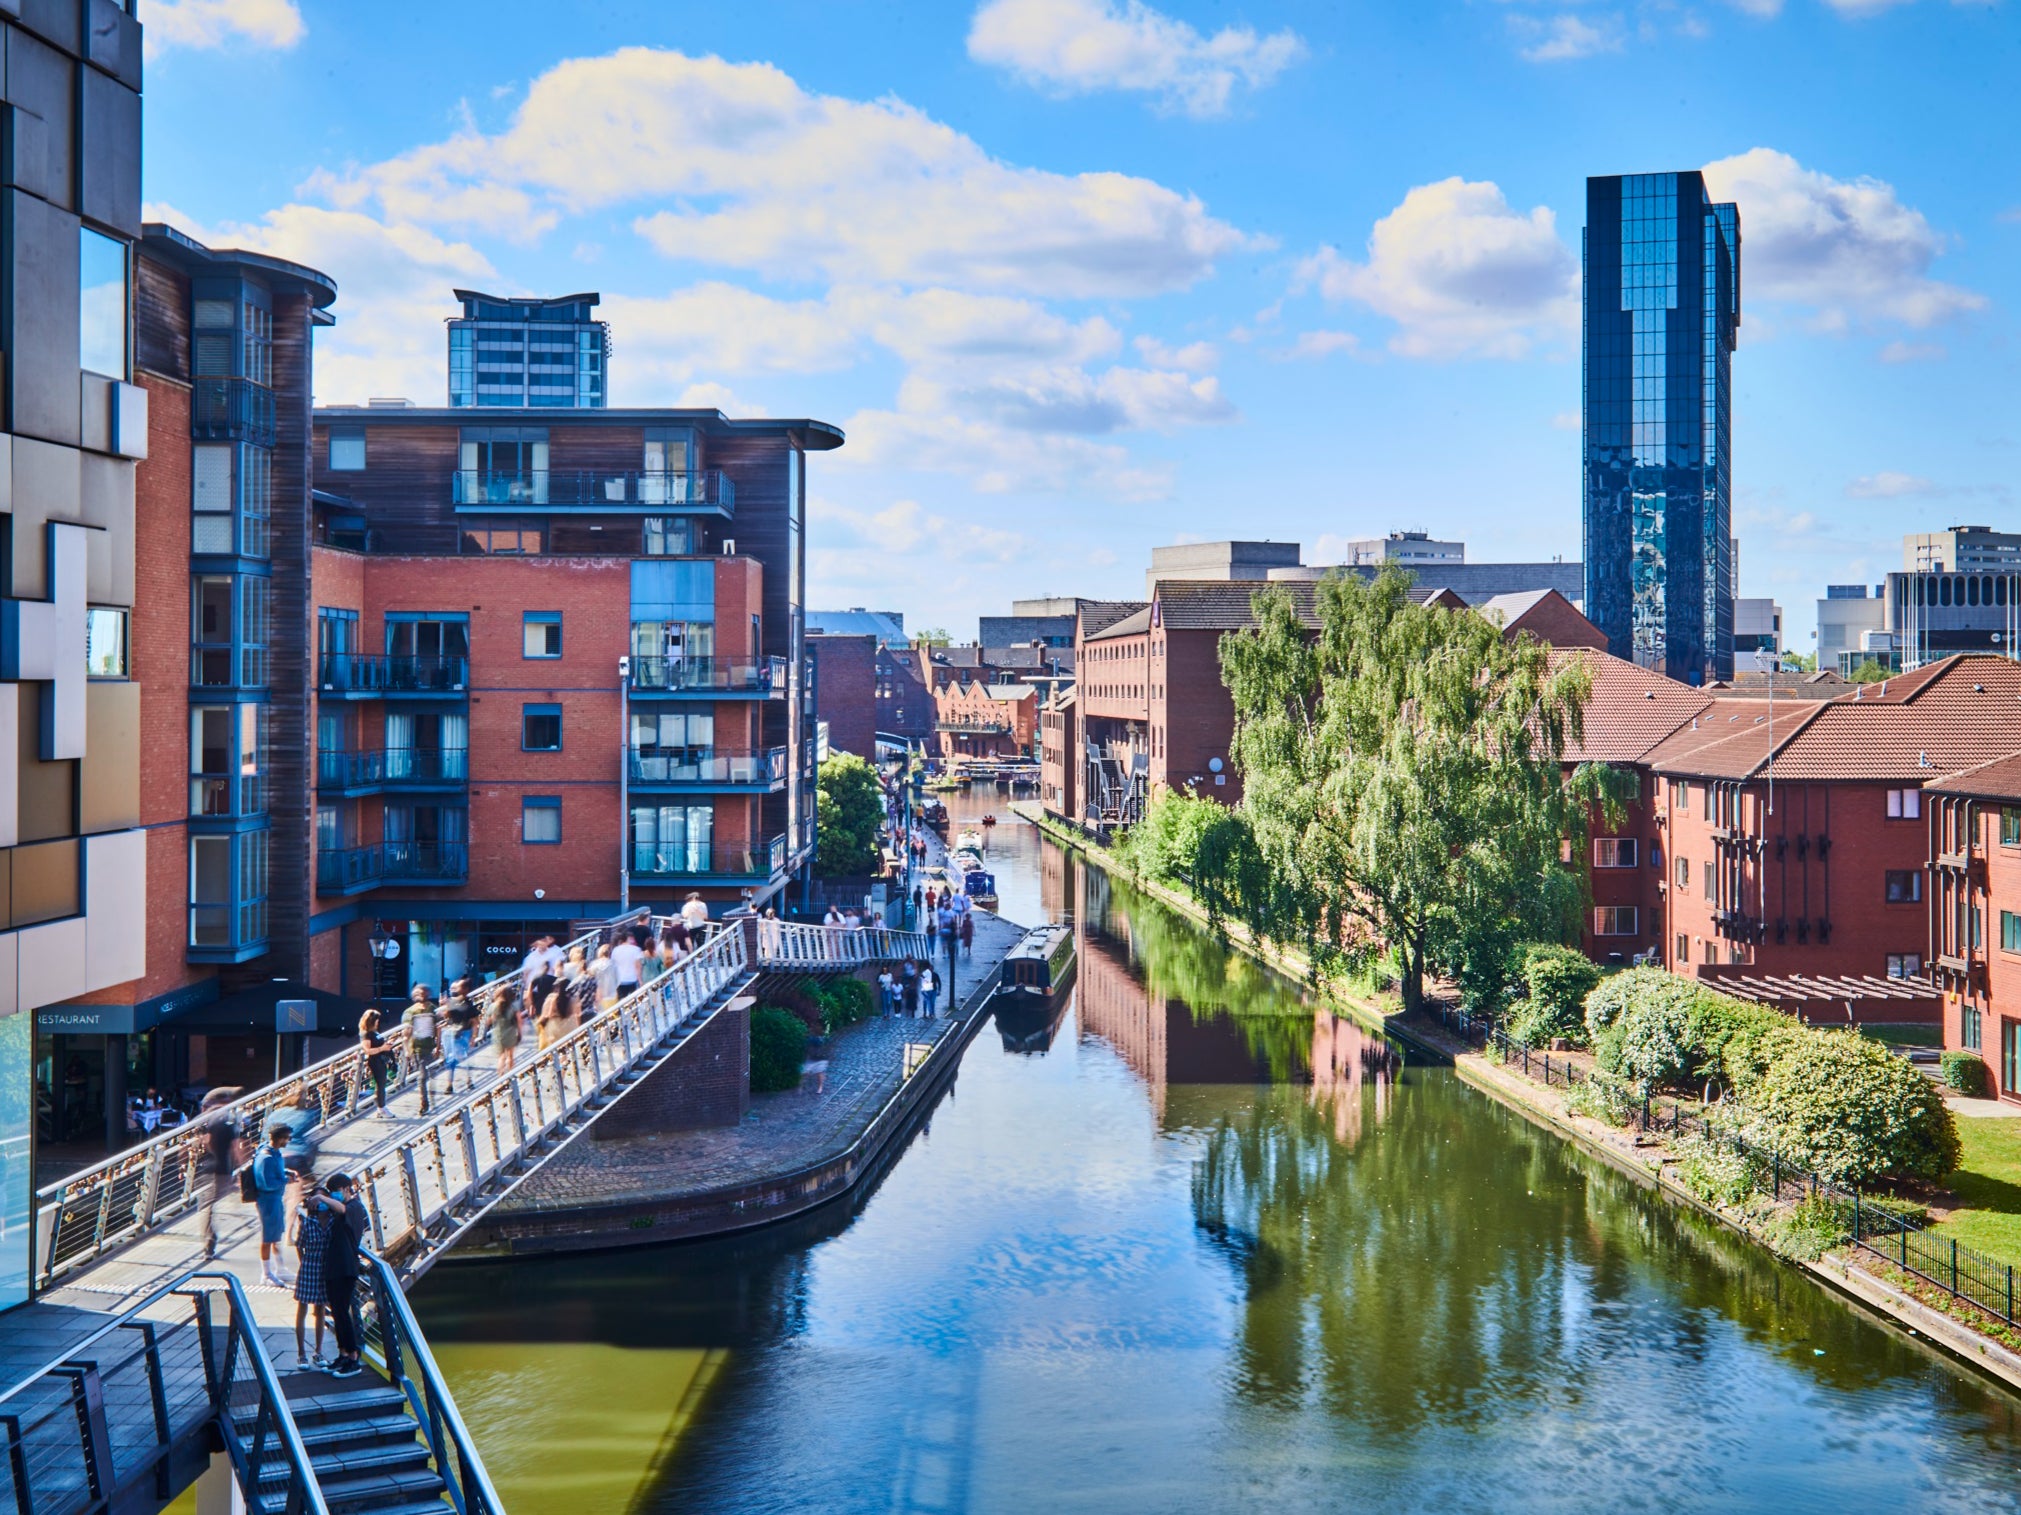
<box><xmin>7</xmin><ymin>910</ymin><xmax>929</xmax><ymax>1515</ymax></box>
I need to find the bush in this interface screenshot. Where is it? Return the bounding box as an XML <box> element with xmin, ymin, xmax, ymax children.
<box><xmin>1583</xmin><ymin>966</ymin><xmax>1682</xmax><ymax>1041</ymax></box>
<box><xmin>1506</xmin><ymin>945</ymin><xmax>1601</xmax><ymax>1045</ymax></box>
<box><xmin>749</xmin><ymin>1006</ymin><xmax>809</xmax><ymax>1093</ymax></box>
<box><xmin>1566</xmin><ymin>1071</ymin><xmax>1637</xmax><ymax>1126</ymax></box>
<box><xmin>1749</xmin><ymin>1031</ymin><xmax>1960</xmax><ymax>1185</ymax></box>
<box><xmin>1940</xmin><ymin>1050</ymin><xmax>1990</xmax><ymax>1097</ymax></box>
<box><xmin>1672</xmin><ymin>1132</ymin><xmax>1767</xmax><ymax>1208</ymax></box>
<box><xmin>1601</xmin><ymin>989</ymin><xmax>1698</xmax><ymax>1092</ymax></box>
<box><xmin>1685</xmin><ymin>993</ymin><xmax>1794</xmax><ymax>1093</ymax></box>
<box><xmin>798</xmin><ymin>975</ymin><xmax>874</xmax><ymax>1034</ymax></box>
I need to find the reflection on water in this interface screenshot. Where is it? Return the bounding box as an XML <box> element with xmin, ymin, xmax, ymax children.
<box><xmin>420</xmin><ymin>810</ymin><xmax>2021</xmax><ymax>1513</ymax></box>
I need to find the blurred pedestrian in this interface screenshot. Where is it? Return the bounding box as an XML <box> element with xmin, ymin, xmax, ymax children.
<box><xmin>253</xmin><ymin>1124</ymin><xmax>291</xmax><ymax>1287</ymax></box>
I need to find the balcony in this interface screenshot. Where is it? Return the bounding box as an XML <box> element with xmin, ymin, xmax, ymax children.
<box><xmin>318</xmin><ymin>653</ymin><xmax>469</xmax><ymax>698</ymax></box>
<box><xmin>316</xmin><ymin>841</ymin><xmax>469</xmax><ymax>895</ymax></box>
<box><xmin>629</xmin><ymin>655</ymin><xmax>787</xmax><ymax>699</ymax></box>
<box><xmin>628</xmin><ymin>747</ymin><xmax>786</xmax><ymax>792</ymax></box>
<box><xmin>450</xmin><ymin>469</ymin><xmax>735</xmax><ymax>516</ymax></box>
<box><xmin>190</xmin><ymin>376</ymin><xmax>277</xmax><ymax>447</ymax></box>
<box><xmin>629</xmin><ymin>835</ymin><xmax>787</xmax><ymax>882</ymax></box>
<box><xmin>317</xmin><ymin>748</ymin><xmax>469</xmax><ymax>793</ymax></box>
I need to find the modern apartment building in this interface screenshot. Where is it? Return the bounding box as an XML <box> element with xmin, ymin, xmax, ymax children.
<box><xmin>1905</xmin><ymin>526</ymin><xmax>2021</xmax><ymax>575</ymax></box>
<box><xmin>1582</xmin><ymin>171</ymin><xmax>1742</xmax><ymax>686</ymax></box>
<box><xmin>446</xmin><ymin>289</ymin><xmax>609</xmax><ymax>409</ymax></box>
<box><xmin>1343</xmin><ymin>531</ymin><xmax>1465</xmax><ymax>569</ymax></box>
<box><xmin>0</xmin><ymin>0</ymin><xmax>148</xmax><ymax>1306</ymax></box>
<box><xmin>306</xmin><ymin>398</ymin><xmax>831</xmax><ymax>998</ymax></box>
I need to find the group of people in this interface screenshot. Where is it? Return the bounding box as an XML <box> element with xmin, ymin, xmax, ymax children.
<box><xmin>919</xmin><ymin>885</ymin><xmax>977</xmax><ymax>957</ymax></box>
<box><xmin>246</xmin><ymin>1122</ymin><xmax>370</xmax><ymax>1375</ymax></box>
<box><xmin>875</xmin><ymin>960</ymin><xmax>940</xmax><ymax>1018</ymax></box>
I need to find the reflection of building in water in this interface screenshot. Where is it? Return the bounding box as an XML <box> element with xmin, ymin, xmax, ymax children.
<box><xmin>1309</xmin><ymin>1012</ymin><xmax>1398</xmax><ymax>1149</ymax></box>
<box><xmin>1075</xmin><ymin>923</ymin><xmax>1280</xmax><ymax>1119</ymax></box>
<box><xmin>1040</xmin><ymin>840</ymin><xmax>1073</xmax><ymax>925</ymax></box>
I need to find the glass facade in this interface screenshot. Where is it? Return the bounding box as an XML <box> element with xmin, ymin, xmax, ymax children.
<box><xmin>1583</xmin><ymin>172</ymin><xmax>1740</xmax><ymax>685</ymax></box>
<box><xmin>447</xmin><ymin>292</ymin><xmax>608</xmax><ymax>408</ymax></box>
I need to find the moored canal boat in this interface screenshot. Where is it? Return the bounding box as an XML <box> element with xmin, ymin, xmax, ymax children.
<box><xmin>1001</xmin><ymin>923</ymin><xmax>1075</xmax><ymax>996</ymax></box>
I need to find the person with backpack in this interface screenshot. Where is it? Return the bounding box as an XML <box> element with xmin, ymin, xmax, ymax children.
<box><xmin>251</xmin><ymin>1124</ymin><xmax>292</xmax><ymax>1287</ymax></box>
<box><xmin>402</xmin><ymin>986</ymin><xmax>440</xmax><ymax>1115</ymax></box>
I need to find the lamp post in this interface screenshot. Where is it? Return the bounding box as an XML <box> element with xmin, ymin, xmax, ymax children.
<box><xmin>619</xmin><ymin>655</ymin><xmax>632</xmax><ymax>912</ymax></box>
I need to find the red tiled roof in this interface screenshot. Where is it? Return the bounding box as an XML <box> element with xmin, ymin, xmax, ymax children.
<box><xmin>1552</xmin><ymin>650</ymin><xmax>1714</xmax><ymax>765</ymax></box>
<box><xmin>1924</xmin><ymin>750</ymin><xmax>2021</xmax><ymax>800</ymax></box>
<box><xmin>1649</xmin><ymin>655</ymin><xmax>2021</xmax><ymax>782</ymax></box>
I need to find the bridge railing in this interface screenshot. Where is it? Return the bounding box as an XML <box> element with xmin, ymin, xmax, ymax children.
<box><xmin>32</xmin><ymin>919</ymin><xmax>617</xmax><ymax>1291</ymax></box>
<box><xmin>675</xmin><ymin>916</ymin><xmax>932</xmax><ymax>971</ymax></box>
<box><xmin>349</xmin><ymin>924</ymin><xmax>751</xmax><ymax>1281</ymax></box>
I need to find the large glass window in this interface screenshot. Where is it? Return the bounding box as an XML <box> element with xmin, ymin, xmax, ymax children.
<box><xmin>523</xmin><ymin>612</ymin><xmax>562</xmax><ymax>659</ymax></box>
<box><xmin>523</xmin><ymin>797</ymin><xmax>561</xmax><ymax>844</ymax></box>
<box><xmin>457</xmin><ymin>427</ymin><xmax>548</xmax><ymax>504</ymax></box>
<box><xmin>192</xmin><ymin>577</ymin><xmax>236</xmax><ymax>686</ymax></box>
<box><xmin>631</xmin><ymin>804</ymin><xmax>713</xmax><ymax>872</ymax></box>
<box><xmin>190</xmin><ymin>831</ymin><xmax>269</xmax><ymax>950</ymax></box>
<box><xmin>86</xmin><ymin>609</ymin><xmax>128</xmax><ymax>678</ymax></box>
<box><xmin>522</xmin><ymin>704</ymin><xmax>562</xmax><ymax>752</ymax></box>
<box><xmin>329</xmin><ymin>428</ymin><xmax>366</xmax><ymax>471</ymax></box>
<box><xmin>80</xmin><ymin>228</ymin><xmax>128</xmax><ymax>379</ymax></box>
<box><xmin>190</xmin><ymin>706</ymin><xmax>268</xmax><ymax>817</ymax></box>
<box><xmin>386</xmin><ymin>615</ymin><xmax>469</xmax><ymax>661</ymax></box>
<box><xmin>642</xmin><ymin>517</ymin><xmax>695</xmax><ymax>556</ymax></box>
<box><xmin>193</xmin><ymin>445</ymin><xmax>235</xmax><ymax>554</ymax></box>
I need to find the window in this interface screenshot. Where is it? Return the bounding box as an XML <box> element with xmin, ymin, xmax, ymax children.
<box><xmin>2003</xmin><ymin>911</ymin><xmax>2021</xmax><ymax>954</ymax></box>
<box><xmin>1675</xmin><ymin>934</ymin><xmax>1688</xmax><ymax>963</ymax></box>
<box><xmin>1704</xmin><ymin>785</ymin><xmax>1714</xmax><ymax>819</ymax></box>
<box><xmin>1883</xmin><ymin>870</ymin><xmax>1923</xmax><ymax>904</ymax></box>
<box><xmin>522</xmin><ymin>797</ymin><xmax>561</xmax><ymax>844</ymax></box>
<box><xmin>523</xmin><ymin>612</ymin><xmax>562</xmax><ymax>659</ymax></box>
<box><xmin>1704</xmin><ymin>862</ymin><xmax>1715</xmax><ymax>902</ymax></box>
<box><xmin>1593</xmin><ymin>906</ymin><xmax>1638</xmax><ymax>936</ymax></box>
<box><xmin>522</xmin><ymin>703</ymin><xmax>562</xmax><ymax>752</ymax></box>
<box><xmin>1886</xmin><ymin>788</ymin><xmax>1922</xmax><ymax>820</ymax></box>
<box><xmin>1962</xmin><ymin>1004</ymin><xmax>1982</xmax><ymax>1052</ymax></box>
<box><xmin>1594</xmin><ymin>838</ymin><xmax>1637</xmax><ymax>868</ymax></box>
<box><xmin>2002</xmin><ymin>808</ymin><xmax>2021</xmax><ymax>847</ymax></box>
<box><xmin>80</xmin><ymin>227</ymin><xmax>127</xmax><ymax>378</ymax></box>
<box><xmin>1674</xmin><ymin>781</ymin><xmax>1691</xmax><ymax>812</ymax></box>
<box><xmin>190</xmin><ymin>705</ymin><xmax>267</xmax><ymax>817</ymax></box>
<box><xmin>192</xmin><ymin>445</ymin><xmax>234</xmax><ymax>554</ymax></box>
<box><xmin>1886</xmin><ymin>954</ymin><xmax>1923</xmax><ymax>979</ymax></box>
<box><xmin>642</xmin><ymin>517</ymin><xmax>696</xmax><ymax>556</ymax></box>
<box><xmin>189</xmin><ymin>829</ymin><xmax>268</xmax><ymax>951</ymax></box>
<box><xmin>2005</xmin><ymin>1021</ymin><xmax>2020</xmax><ymax>1104</ymax></box>
<box><xmin>86</xmin><ymin>608</ymin><xmax>127</xmax><ymax>678</ymax></box>
<box><xmin>1675</xmin><ymin>857</ymin><xmax>1690</xmax><ymax>888</ymax></box>
<box><xmin>328</xmin><ymin>429</ymin><xmax>366</xmax><ymax>470</ymax></box>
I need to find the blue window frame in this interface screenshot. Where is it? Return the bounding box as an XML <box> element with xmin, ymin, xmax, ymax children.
<box><xmin>523</xmin><ymin>612</ymin><xmax>562</xmax><ymax>659</ymax></box>
<box><xmin>191</xmin><ymin>573</ymin><xmax>270</xmax><ymax>689</ymax></box>
<box><xmin>189</xmin><ymin>828</ymin><xmax>269</xmax><ymax>958</ymax></box>
<box><xmin>522</xmin><ymin>796</ymin><xmax>561</xmax><ymax>844</ymax></box>
<box><xmin>522</xmin><ymin>703</ymin><xmax>562</xmax><ymax>752</ymax></box>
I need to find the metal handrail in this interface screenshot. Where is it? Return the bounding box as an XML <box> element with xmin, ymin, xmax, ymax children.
<box><xmin>754</xmin><ymin>920</ymin><xmax>932</xmax><ymax>969</ymax></box>
<box><xmin>33</xmin><ymin>920</ymin><xmax>611</xmax><ymax>1289</ymax></box>
<box><xmin>358</xmin><ymin>1250</ymin><xmax>503</xmax><ymax>1515</ymax></box>
<box><xmin>0</xmin><ymin>1267</ymin><xmax>327</xmax><ymax>1515</ymax></box>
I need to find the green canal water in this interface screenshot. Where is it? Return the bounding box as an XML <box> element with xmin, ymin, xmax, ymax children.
<box><xmin>414</xmin><ymin>803</ymin><xmax>2021</xmax><ymax>1512</ymax></box>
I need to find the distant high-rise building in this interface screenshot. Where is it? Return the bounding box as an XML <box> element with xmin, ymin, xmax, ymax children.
<box><xmin>447</xmin><ymin>290</ymin><xmax>609</xmax><ymax>408</ymax></box>
<box><xmin>1903</xmin><ymin>525</ymin><xmax>2021</xmax><ymax>575</ymax></box>
<box><xmin>1582</xmin><ymin>172</ymin><xmax>1741</xmax><ymax>685</ymax></box>
<box><xmin>1345</xmin><ymin>531</ymin><xmax>1465</xmax><ymax>569</ymax></box>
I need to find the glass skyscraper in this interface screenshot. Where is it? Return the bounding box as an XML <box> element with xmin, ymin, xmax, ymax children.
<box><xmin>447</xmin><ymin>289</ymin><xmax>609</xmax><ymax>408</ymax></box>
<box><xmin>1583</xmin><ymin>172</ymin><xmax>1740</xmax><ymax>685</ymax></box>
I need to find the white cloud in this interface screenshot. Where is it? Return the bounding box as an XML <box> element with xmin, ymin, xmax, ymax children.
<box><xmin>1550</xmin><ymin>408</ymin><xmax>1581</xmax><ymax>430</ymax></box>
<box><xmin>672</xmin><ymin>382</ymin><xmax>759</xmax><ymax>415</ymax></box>
<box><xmin>1702</xmin><ymin>148</ymin><xmax>1987</xmax><ymax>329</ymax></box>
<box><xmin>966</xmin><ymin>0</ymin><xmax>1305</xmax><ymax>116</ymax></box>
<box><xmin>838</xmin><ymin>396</ymin><xmax>1172</xmax><ymax>498</ymax></box>
<box><xmin>1298</xmin><ymin>178</ymin><xmax>1578</xmax><ymax>359</ymax></box>
<box><xmin>1277</xmin><ymin>329</ymin><xmax>1359</xmax><ymax>360</ymax></box>
<box><xmin>1877</xmin><ymin>340</ymin><xmax>1945</xmax><ymax>363</ymax></box>
<box><xmin>1846</xmin><ymin>470</ymin><xmax>1936</xmax><ymax>498</ymax></box>
<box><xmin>145</xmin><ymin>0</ymin><xmax>303</xmax><ymax>58</ymax></box>
<box><xmin>309</xmin><ymin>47</ymin><xmax>1260</xmax><ymax>298</ymax></box>
<box><xmin>1721</xmin><ymin>0</ymin><xmax>1784</xmax><ymax>16</ymax></box>
<box><xmin>1133</xmin><ymin>335</ymin><xmax>1218</xmax><ymax>369</ymax></box>
<box><xmin>1511</xmin><ymin>13</ymin><xmax>1625</xmax><ymax>60</ymax></box>
<box><xmin>144</xmin><ymin>200</ymin><xmax>493</xmax><ymax>407</ymax></box>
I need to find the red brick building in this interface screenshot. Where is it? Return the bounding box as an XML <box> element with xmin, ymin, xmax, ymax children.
<box><xmin>808</xmin><ymin>632</ymin><xmax>878</xmax><ymax>759</ymax></box>
<box><xmin>1643</xmin><ymin>656</ymin><xmax>2021</xmax><ymax>1003</ymax></box>
<box><xmin>1927</xmin><ymin>755</ymin><xmax>2021</xmax><ymax>1099</ymax></box>
<box><xmin>932</xmin><ymin>678</ymin><xmax>1036</xmax><ymax>759</ymax></box>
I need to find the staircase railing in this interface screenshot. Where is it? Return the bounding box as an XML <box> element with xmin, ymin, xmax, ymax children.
<box><xmin>349</xmin><ymin>924</ymin><xmax>753</xmax><ymax>1282</ymax></box>
<box><xmin>709</xmin><ymin>917</ymin><xmax>932</xmax><ymax>971</ymax></box>
<box><xmin>357</xmin><ymin>1250</ymin><xmax>502</xmax><ymax>1515</ymax></box>
<box><xmin>33</xmin><ymin>919</ymin><xmax>615</xmax><ymax>1290</ymax></box>
<box><xmin>0</xmin><ymin>1268</ymin><xmax>325</xmax><ymax>1515</ymax></box>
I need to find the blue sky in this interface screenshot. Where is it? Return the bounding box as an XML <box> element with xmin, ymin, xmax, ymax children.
<box><xmin>142</xmin><ymin>0</ymin><xmax>2017</xmax><ymax>644</ymax></box>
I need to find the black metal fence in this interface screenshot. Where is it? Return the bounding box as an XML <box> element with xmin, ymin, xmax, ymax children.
<box><xmin>1424</xmin><ymin>1000</ymin><xmax>2021</xmax><ymax>1331</ymax></box>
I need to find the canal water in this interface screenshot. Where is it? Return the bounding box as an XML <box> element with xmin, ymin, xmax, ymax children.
<box><xmin>416</xmin><ymin>791</ymin><xmax>2021</xmax><ymax>1513</ymax></box>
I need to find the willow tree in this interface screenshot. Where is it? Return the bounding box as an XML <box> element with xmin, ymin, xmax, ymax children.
<box><xmin>1214</xmin><ymin>568</ymin><xmax>1621</xmax><ymax>1013</ymax></box>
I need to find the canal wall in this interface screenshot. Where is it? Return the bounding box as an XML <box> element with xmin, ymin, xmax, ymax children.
<box><xmin>1015</xmin><ymin>802</ymin><xmax>2021</xmax><ymax>1400</ymax></box>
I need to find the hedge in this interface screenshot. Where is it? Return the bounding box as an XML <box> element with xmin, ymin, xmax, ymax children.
<box><xmin>1939</xmin><ymin>1050</ymin><xmax>1990</xmax><ymax>1098</ymax></box>
<box><xmin>1505</xmin><ymin>944</ymin><xmax>1601</xmax><ymax>1046</ymax></box>
<box><xmin>750</xmin><ymin>1005</ymin><xmax>810</xmax><ymax>1093</ymax></box>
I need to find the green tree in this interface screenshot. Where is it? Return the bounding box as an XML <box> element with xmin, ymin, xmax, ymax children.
<box><xmin>1212</xmin><ymin>569</ymin><xmax>1628</xmax><ymax>1012</ymax></box>
<box><xmin>815</xmin><ymin>753</ymin><xmax>883</xmax><ymax>877</ymax></box>
<box><xmin>912</xmin><ymin>627</ymin><xmax>953</xmax><ymax>648</ymax></box>
<box><xmin>1850</xmin><ymin>659</ymin><xmax>1891</xmax><ymax>683</ymax></box>
<box><xmin>1783</xmin><ymin>651</ymin><xmax>1817</xmax><ymax>673</ymax></box>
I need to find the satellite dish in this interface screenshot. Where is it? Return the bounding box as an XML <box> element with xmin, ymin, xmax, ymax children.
<box><xmin>1208</xmin><ymin>757</ymin><xmax>1224</xmax><ymax>774</ymax></box>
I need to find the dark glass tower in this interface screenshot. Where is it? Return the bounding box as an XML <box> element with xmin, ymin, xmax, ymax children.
<box><xmin>1583</xmin><ymin>173</ymin><xmax>1740</xmax><ymax>685</ymax></box>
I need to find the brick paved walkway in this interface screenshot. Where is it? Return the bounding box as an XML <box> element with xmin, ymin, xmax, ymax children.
<box><xmin>497</xmin><ymin>832</ymin><xmax>1028</xmax><ymax>1216</ymax></box>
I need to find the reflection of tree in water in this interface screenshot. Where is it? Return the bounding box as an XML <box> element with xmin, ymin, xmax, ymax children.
<box><xmin>1185</xmin><ymin>1077</ymin><xmax>2021</xmax><ymax>1448</ymax></box>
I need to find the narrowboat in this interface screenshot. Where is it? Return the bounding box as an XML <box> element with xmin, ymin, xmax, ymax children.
<box><xmin>1001</xmin><ymin>923</ymin><xmax>1075</xmax><ymax>996</ymax></box>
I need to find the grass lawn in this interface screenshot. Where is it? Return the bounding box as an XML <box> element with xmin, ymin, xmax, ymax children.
<box><xmin>1930</xmin><ymin>1116</ymin><xmax>2021</xmax><ymax>1268</ymax></box>
<box><xmin>1858</xmin><ymin>1023</ymin><xmax>1944</xmax><ymax>1047</ymax></box>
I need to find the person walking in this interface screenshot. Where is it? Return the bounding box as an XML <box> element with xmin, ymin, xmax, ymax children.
<box><xmin>357</xmin><ymin>1010</ymin><xmax>392</xmax><ymax>1113</ymax></box>
<box><xmin>402</xmin><ymin>986</ymin><xmax>440</xmax><ymax>1116</ymax></box>
<box><xmin>960</xmin><ymin>908</ymin><xmax>975</xmax><ymax>960</ymax></box>
<box><xmin>441</xmin><ymin>979</ymin><xmax>477</xmax><ymax>1095</ymax></box>
<box><xmin>592</xmin><ymin>944</ymin><xmax>619</xmax><ymax>1012</ymax></box>
<box><xmin>901</xmin><ymin>960</ymin><xmax>921</xmax><ymax>1018</ymax></box>
<box><xmin>252</xmin><ymin>1124</ymin><xmax>292</xmax><ymax>1288</ymax></box>
<box><xmin>291</xmin><ymin>1197</ymin><xmax>331</xmax><ymax>1369</ymax></box>
<box><xmin>318</xmin><ymin>1173</ymin><xmax>368</xmax><ymax>1379</ymax></box>
<box><xmin>877</xmin><ymin>968</ymin><xmax>895</xmax><ymax>1017</ymax></box>
<box><xmin>610</xmin><ymin>932</ymin><xmax>646</xmax><ymax>1000</ymax></box>
<box><xmin>491</xmin><ymin>982</ymin><xmax>523</xmax><ymax>1076</ymax></box>
<box><xmin>195</xmin><ymin>1088</ymin><xmax>243</xmax><ymax>1259</ymax></box>
<box><xmin>680</xmin><ymin>892</ymin><xmax>710</xmax><ymax>936</ymax></box>
<box><xmin>920</xmin><ymin>964</ymin><xmax>938</xmax><ymax>1018</ymax></box>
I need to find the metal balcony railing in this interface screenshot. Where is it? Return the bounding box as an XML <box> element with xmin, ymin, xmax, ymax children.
<box><xmin>318</xmin><ymin>653</ymin><xmax>469</xmax><ymax>695</ymax></box>
<box><xmin>627</xmin><ymin>746</ymin><xmax>787</xmax><ymax>786</ymax></box>
<box><xmin>628</xmin><ymin>654</ymin><xmax>787</xmax><ymax>695</ymax></box>
<box><xmin>190</xmin><ymin>375</ymin><xmax>277</xmax><ymax>446</ymax></box>
<box><xmin>317</xmin><ymin>841</ymin><xmax>468</xmax><ymax>892</ymax></box>
<box><xmin>629</xmin><ymin>835</ymin><xmax>787</xmax><ymax>879</ymax></box>
<box><xmin>451</xmin><ymin>469</ymin><xmax>735</xmax><ymax>512</ymax></box>
<box><xmin>317</xmin><ymin>747</ymin><xmax>470</xmax><ymax>788</ymax></box>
